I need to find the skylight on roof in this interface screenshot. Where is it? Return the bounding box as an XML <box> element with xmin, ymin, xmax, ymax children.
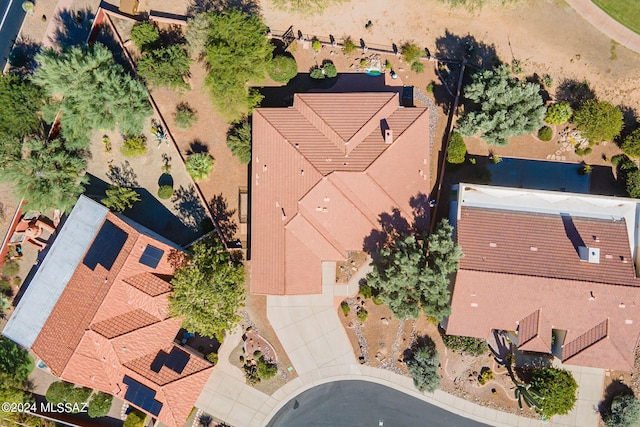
<box><xmin>139</xmin><ymin>245</ymin><xmax>164</xmax><ymax>268</ymax></box>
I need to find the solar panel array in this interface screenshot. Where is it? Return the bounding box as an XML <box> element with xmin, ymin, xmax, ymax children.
<box><xmin>123</xmin><ymin>375</ymin><xmax>163</xmax><ymax>416</ymax></box>
<box><xmin>150</xmin><ymin>347</ymin><xmax>190</xmax><ymax>374</ymax></box>
<box><xmin>83</xmin><ymin>221</ymin><xmax>128</xmax><ymax>271</ymax></box>
<box><xmin>139</xmin><ymin>245</ymin><xmax>165</xmax><ymax>268</ymax></box>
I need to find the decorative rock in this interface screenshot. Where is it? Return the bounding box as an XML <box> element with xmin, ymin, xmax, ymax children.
<box><xmin>381</xmin><ymin>318</ymin><xmax>389</xmax><ymax>325</ymax></box>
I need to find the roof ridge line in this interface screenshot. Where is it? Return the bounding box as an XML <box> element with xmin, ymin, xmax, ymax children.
<box><xmin>562</xmin><ymin>319</ymin><xmax>609</xmax><ymax>361</ymax></box>
<box><xmin>327</xmin><ymin>173</ymin><xmax>382</xmax><ymax>230</ymax></box>
<box><xmin>363</xmin><ymin>170</ymin><xmax>414</xmax><ymax>220</ymax></box>
<box><xmin>345</xmin><ymin>93</ymin><xmax>398</xmax><ymax>154</ymax></box>
<box><xmin>294</xmin><ymin>94</ymin><xmax>346</xmax><ymax>155</ymax></box>
<box><xmin>297</xmin><ymin>206</ymin><xmax>346</xmax><ymax>257</ymax></box>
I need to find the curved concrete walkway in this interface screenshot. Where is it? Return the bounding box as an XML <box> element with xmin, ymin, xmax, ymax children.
<box><xmin>566</xmin><ymin>0</ymin><xmax>640</xmax><ymax>54</ymax></box>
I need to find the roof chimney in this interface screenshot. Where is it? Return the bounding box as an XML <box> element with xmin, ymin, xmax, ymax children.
<box><xmin>579</xmin><ymin>246</ymin><xmax>600</xmax><ymax>264</ymax></box>
<box><xmin>385</xmin><ymin>129</ymin><xmax>393</xmax><ymax>144</ymax></box>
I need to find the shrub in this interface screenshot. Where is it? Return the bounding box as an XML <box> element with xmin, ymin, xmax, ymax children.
<box><xmin>385</xmin><ymin>60</ymin><xmax>391</xmax><ymax>70</ymax></box>
<box><xmin>174</xmin><ymin>103</ymin><xmax>198</xmax><ymax>129</ymax></box>
<box><xmin>426</xmin><ymin>82</ymin><xmax>435</xmax><ymax>93</ymax></box>
<box><xmin>101</xmin><ymin>186</ymin><xmax>140</xmax><ymax>213</ymax></box>
<box><xmin>257</xmin><ymin>357</ymin><xmax>278</xmax><ymax>380</ymax></box>
<box><xmin>406</xmin><ymin>339</ymin><xmax>440</xmax><ymax>393</ymax></box>
<box><xmin>573</xmin><ymin>100</ymin><xmax>624</xmax><ymax>143</ymax></box>
<box><xmin>186</xmin><ymin>153</ymin><xmax>215</xmax><ymax>181</ymax></box>
<box><xmin>491</xmin><ymin>155</ymin><xmax>502</xmax><ymax>164</ymax></box>
<box><xmin>543</xmin><ymin>74</ymin><xmax>553</xmax><ymax>87</ymax></box>
<box><xmin>359</xmin><ymin>283</ymin><xmax>373</xmax><ymax>299</ymax></box>
<box><xmin>356</xmin><ymin>308</ymin><xmax>368</xmax><ymax>322</ymax></box>
<box><xmin>0</xmin><ymin>296</ymin><xmax>9</xmax><ymax>318</ymax></box>
<box><xmin>611</xmin><ymin>154</ymin><xmax>625</xmax><ymax>167</ymax></box>
<box><xmin>545</xmin><ymin>102</ymin><xmax>573</xmax><ymax>125</ymax></box>
<box><xmin>323</xmin><ymin>62</ymin><xmax>337</xmax><ymax>78</ymax></box>
<box><xmin>243</xmin><ymin>363</ymin><xmax>260</xmax><ymax>385</ymax></box>
<box><xmin>411</xmin><ymin>61</ymin><xmax>425</xmax><ymax>73</ymax></box>
<box><xmin>123</xmin><ymin>409</ymin><xmax>146</xmax><ymax>427</ymax></box>
<box><xmin>120</xmin><ymin>135</ymin><xmax>147</xmax><ymax>157</ymax></box>
<box><xmin>530</xmin><ymin>368</ymin><xmax>578</xmax><ymax>417</ymax></box>
<box><xmin>0</xmin><ymin>278</ymin><xmax>11</xmax><ymax>295</ymax></box>
<box><xmin>621</xmin><ymin>128</ymin><xmax>640</xmax><ymax>158</ymax></box>
<box><xmin>359</xmin><ymin>58</ymin><xmax>367</xmax><ymax>67</ymax></box>
<box><xmin>87</xmin><ymin>392</ymin><xmax>113</xmax><ymax>418</ymax></box>
<box><xmin>312</xmin><ymin>40</ymin><xmax>321</xmax><ymax>51</ymax></box>
<box><xmin>626</xmin><ymin>169</ymin><xmax>640</xmax><ymax>198</ymax></box>
<box><xmin>580</xmin><ymin>164</ymin><xmax>593</xmax><ymax>175</ymax></box>
<box><xmin>157</xmin><ymin>185</ymin><xmax>174</xmax><ymax>200</ymax></box>
<box><xmin>267</xmin><ymin>55</ymin><xmax>298</xmax><ymax>83</ymax></box>
<box><xmin>340</xmin><ymin>301</ymin><xmax>350</xmax><ymax>316</ymax></box>
<box><xmin>227</xmin><ymin>119</ymin><xmax>252</xmax><ymax>164</ymax></box>
<box><xmin>130</xmin><ymin>21</ymin><xmax>159</xmax><ymax>52</ymax></box>
<box><xmin>206</xmin><ymin>352</ymin><xmax>218</xmax><ymax>365</ymax></box>
<box><xmin>372</xmin><ymin>295</ymin><xmax>384</xmax><ymax>305</ymax></box>
<box><xmin>538</xmin><ymin>126</ymin><xmax>553</xmax><ymax>141</ymax></box>
<box><xmin>478</xmin><ymin>368</ymin><xmax>494</xmax><ymax>385</ymax></box>
<box><xmin>511</xmin><ymin>59</ymin><xmax>522</xmax><ymax>74</ymax></box>
<box><xmin>575</xmin><ymin>147</ymin><xmax>593</xmax><ymax>156</ymax></box>
<box><xmin>2</xmin><ymin>261</ymin><xmax>19</xmax><ymax>278</ymax></box>
<box><xmin>401</xmin><ymin>42</ymin><xmax>422</xmax><ymax>63</ymax></box>
<box><xmin>310</xmin><ymin>67</ymin><xmax>325</xmax><ymax>79</ymax></box>
<box><xmin>137</xmin><ymin>45</ymin><xmax>191</xmax><ymax>90</ymax></box>
<box><xmin>342</xmin><ymin>37</ymin><xmax>356</xmax><ymax>54</ymax></box>
<box><xmin>447</xmin><ymin>132</ymin><xmax>466</xmax><ymax>164</ymax></box>
<box><xmin>442</xmin><ymin>335</ymin><xmax>487</xmax><ymax>356</ymax></box>
<box><xmin>605</xmin><ymin>394</ymin><xmax>640</xmax><ymax>427</ymax></box>
<box><xmin>45</xmin><ymin>381</ymin><xmax>92</xmax><ymax>409</ymax></box>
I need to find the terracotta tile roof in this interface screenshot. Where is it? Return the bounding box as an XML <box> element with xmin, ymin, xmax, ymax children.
<box><xmin>91</xmin><ymin>309</ymin><xmax>159</xmax><ymax>339</ymax></box>
<box><xmin>517</xmin><ymin>310</ymin><xmax>552</xmax><ymax>354</ymax></box>
<box><xmin>562</xmin><ymin>319</ymin><xmax>609</xmax><ymax>361</ymax></box>
<box><xmin>457</xmin><ymin>206</ymin><xmax>638</xmax><ymax>286</ymax></box>
<box><xmin>123</xmin><ymin>272</ymin><xmax>173</xmax><ymax>296</ymax></box>
<box><xmin>27</xmin><ymin>211</ymin><xmax>213</xmax><ymax>427</ymax></box>
<box><xmin>251</xmin><ymin>92</ymin><xmax>431</xmax><ymax>295</ymax></box>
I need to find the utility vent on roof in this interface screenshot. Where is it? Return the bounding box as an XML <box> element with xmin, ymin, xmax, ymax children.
<box><xmin>385</xmin><ymin>129</ymin><xmax>393</xmax><ymax>144</ymax></box>
<box><xmin>530</xmin><ymin>246</ymin><xmax>538</xmax><ymax>252</ymax></box>
<box><xmin>489</xmin><ymin>242</ymin><xmax>497</xmax><ymax>248</ymax></box>
<box><xmin>578</xmin><ymin>246</ymin><xmax>600</xmax><ymax>264</ymax></box>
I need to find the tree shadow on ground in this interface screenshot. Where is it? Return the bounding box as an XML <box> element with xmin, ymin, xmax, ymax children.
<box><xmin>435</xmin><ymin>30</ymin><xmax>500</xmax><ymax>69</ymax></box>
<box><xmin>8</xmin><ymin>37</ymin><xmax>41</xmax><ymax>77</ymax></box>
<box><xmin>107</xmin><ymin>160</ymin><xmax>139</xmax><ymax>187</ymax></box>
<box><xmin>159</xmin><ymin>26</ymin><xmax>186</xmax><ymax>47</ymax></box>
<box><xmin>187</xmin><ymin>0</ymin><xmax>260</xmax><ymax>16</ymax></box>
<box><xmin>49</xmin><ymin>8</ymin><xmax>95</xmax><ymax>49</ymax></box>
<box><xmin>409</xmin><ymin>193</ymin><xmax>430</xmax><ymax>234</ymax></box>
<box><xmin>209</xmin><ymin>194</ymin><xmax>238</xmax><ymax>245</ymax></box>
<box><xmin>598</xmin><ymin>380</ymin><xmax>634</xmax><ymax>419</ymax></box>
<box><xmin>619</xmin><ymin>105</ymin><xmax>638</xmax><ymax>140</ymax></box>
<box><xmin>555</xmin><ymin>78</ymin><xmax>596</xmax><ymax>109</ymax></box>
<box><xmin>94</xmin><ymin>22</ymin><xmax>132</xmax><ymax>72</ymax></box>
<box><xmin>172</xmin><ymin>185</ymin><xmax>208</xmax><ymax>232</ymax></box>
<box><xmin>189</xmin><ymin>139</ymin><xmax>209</xmax><ymax>154</ymax></box>
<box><xmin>402</xmin><ymin>335</ymin><xmax>437</xmax><ymax>363</ymax></box>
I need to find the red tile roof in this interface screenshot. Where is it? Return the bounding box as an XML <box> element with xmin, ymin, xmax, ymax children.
<box><xmin>251</xmin><ymin>93</ymin><xmax>431</xmax><ymax>295</ymax></box>
<box><xmin>31</xmin><ymin>213</ymin><xmax>213</xmax><ymax>427</ymax></box>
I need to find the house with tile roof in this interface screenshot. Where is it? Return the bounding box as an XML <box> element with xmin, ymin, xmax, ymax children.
<box><xmin>3</xmin><ymin>195</ymin><xmax>213</xmax><ymax>427</ymax></box>
<box><xmin>250</xmin><ymin>92</ymin><xmax>432</xmax><ymax>295</ymax></box>
<box><xmin>446</xmin><ymin>183</ymin><xmax>640</xmax><ymax>371</ymax></box>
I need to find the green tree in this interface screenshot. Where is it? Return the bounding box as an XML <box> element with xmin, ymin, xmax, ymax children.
<box><xmin>257</xmin><ymin>357</ymin><xmax>278</xmax><ymax>380</ymax></box>
<box><xmin>123</xmin><ymin>409</ymin><xmax>146</xmax><ymax>427</ymax></box>
<box><xmin>457</xmin><ymin>65</ymin><xmax>545</xmax><ymax>146</ymax></box>
<box><xmin>130</xmin><ymin>21</ymin><xmax>160</xmax><ymax>52</ymax></box>
<box><xmin>625</xmin><ymin>169</ymin><xmax>640</xmax><ymax>198</ymax></box>
<box><xmin>621</xmin><ymin>128</ymin><xmax>640</xmax><ymax>158</ymax></box>
<box><xmin>323</xmin><ymin>62</ymin><xmax>338</xmax><ymax>78</ymax></box>
<box><xmin>203</xmin><ymin>10</ymin><xmax>273</xmax><ymax>121</ymax></box>
<box><xmin>544</xmin><ymin>101</ymin><xmax>572</xmax><ymax>125</ymax></box>
<box><xmin>174</xmin><ymin>102</ymin><xmax>198</xmax><ymax>129</ymax></box>
<box><xmin>0</xmin><ymin>74</ymin><xmax>44</xmax><ymax>139</ymax></box>
<box><xmin>401</xmin><ymin>42</ymin><xmax>422</xmax><ymax>63</ymax></box>
<box><xmin>366</xmin><ymin>219</ymin><xmax>462</xmax><ymax>321</ymax></box>
<box><xmin>137</xmin><ymin>45</ymin><xmax>191</xmax><ymax>90</ymax></box>
<box><xmin>186</xmin><ymin>153</ymin><xmax>215</xmax><ymax>181</ymax></box>
<box><xmin>0</xmin><ymin>373</ymin><xmax>50</xmax><ymax>427</ymax></box>
<box><xmin>267</xmin><ymin>55</ymin><xmax>298</xmax><ymax>83</ymax></box>
<box><xmin>447</xmin><ymin>131</ymin><xmax>466</xmax><ymax>164</ymax></box>
<box><xmin>530</xmin><ymin>368</ymin><xmax>578</xmax><ymax>417</ymax></box>
<box><xmin>186</xmin><ymin>13</ymin><xmax>211</xmax><ymax>58</ymax></box>
<box><xmin>87</xmin><ymin>392</ymin><xmax>113</xmax><ymax>418</ymax></box>
<box><xmin>342</xmin><ymin>36</ymin><xmax>356</xmax><ymax>54</ymax></box>
<box><xmin>605</xmin><ymin>394</ymin><xmax>640</xmax><ymax>427</ymax></box>
<box><xmin>0</xmin><ymin>136</ymin><xmax>23</xmax><ymax>169</ymax></box>
<box><xmin>45</xmin><ymin>381</ymin><xmax>91</xmax><ymax>408</ymax></box>
<box><xmin>310</xmin><ymin>67</ymin><xmax>325</xmax><ymax>79</ymax></box>
<box><xmin>226</xmin><ymin>119</ymin><xmax>251</xmax><ymax>164</ymax></box>
<box><xmin>169</xmin><ymin>236</ymin><xmax>245</xmax><ymax>340</ymax></box>
<box><xmin>573</xmin><ymin>100</ymin><xmax>623</xmax><ymax>143</ymax></box>
<box><xmin>101</xmin><ymin>186</ymin><xmax>140</xmax><ymax>213</ymax></box>
<box><xmin>0</xmin><ymin>138</ymin><xmax>87</xmax><ymax>212</ymax></box>
<box><xmin>33</xmin><ymin>44</ymin><xmax>152</xmax><ymax>149</ymax></box>
<box><xmin>0</xmin><ymin>337</ymin><xmax>33</xmax><ymax>383</ymax></box>
<box><xmin>411</xmin><ymin>61</ymin><xmax>425</xmax><ymax>73</ymax></box>
<box><xmin>406</xmin><ymin>339</ymin><xmax>440</xmax><ymax>392</ymax></box>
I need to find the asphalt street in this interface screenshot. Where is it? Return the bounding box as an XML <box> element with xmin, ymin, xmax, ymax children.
<box><xmin>0</xmin><ymin>0</ymin><xmax>27</xmax><ymax>71</ymax></box>
<box><xmin>266</xmin><ymin>380</ymin><xmax>491</xmax><ymax>427</ymax></box>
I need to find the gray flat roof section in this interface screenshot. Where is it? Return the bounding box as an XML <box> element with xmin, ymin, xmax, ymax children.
<box><xmin>2</xmin><ymin>196</ymin><xmax>109</xmax><ymax>349</ymax></box>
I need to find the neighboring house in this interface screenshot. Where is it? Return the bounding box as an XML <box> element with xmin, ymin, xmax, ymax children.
<box><xmin>250</xmin><ymin>92</ymin><xmax>432</xmax><ymax>295</ymax></box>
<box><xmin>446</xmin><ymin>183</ymin><xmax>640</xmax><ymax>372</ymax></box>
<box><xmin>3</xmin><ymin>196</ymin><xmax>213</xmax><ymax>427</ymax></box>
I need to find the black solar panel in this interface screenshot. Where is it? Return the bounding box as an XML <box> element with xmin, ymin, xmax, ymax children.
<box><xmin>150</xmin><ymin>352</ymin><xmax>168</xmax><ymax>373</ymax></box>
<box><xmin>139</xmin><ymin>245</ymin><xmax>165</xmax><ymax>268</ymax></box>
<box><xmin>83</xmin><ymin>221</ymin><xmax>128</xmax><ymax>271</ymax></box>
<box><xmin>164</xmin><ymin>347</ymin><xmax>189</xmax><ymax>374</ymax></box>
<box><xmin>123</xmin><ymin>376</ymin><xmax>163</xmax><ymax>416</ymax></box>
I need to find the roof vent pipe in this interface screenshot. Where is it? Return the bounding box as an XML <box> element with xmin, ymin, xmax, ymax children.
<box><xmin>385</xmin><ymin>129</ymin><xmax>393</xmax><ymax>144</ymax></box>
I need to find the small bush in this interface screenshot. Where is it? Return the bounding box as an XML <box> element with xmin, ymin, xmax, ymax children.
<box><xmin>406</xmin><ymin>339</ymin><xmax>440</xmax><ymax>393</ymax></box>
<box><xmin>442</xmin><ymin>335</ymin><xmax>487</xmax><ymax>356</ymax></box>
<box><xmin>385</xmin><ymin>60</ymin><xmax>391</xmax><ymax>70</ymax></box>
<box><xmin>186</xmin><ymin>153</ymin><xmax>215</xmax><ymax>181</ymax></box>
<box><xmin>545</xmin><ymin>102</ymin><xmax>572</xmax><ymax>125</ymax></box>
<box><xmin>174</xmin><ymin>103</ymin><xmax>198</xmax><ymax>129</ymax></box>
<box><xmin>447</xmin><ymin>132</ymin><xmax>466</xmax><ymax>164</ymax></box>
<box><xmin>312</xmin><ymin>40</ymin><xmax>321</xmax><ymax>52</ymax></box>
<box><xmin>511</xmin><ymin>59</ymin><xmax>522</xmax><ymax>74</ymax></box>
<box><xmin>622</xmin><ymin>128</ymin><xmax>640</xmax><ymax>158</ymax></box>
<box><xmin>611</xmin><ymin>154</ymin><xmax>625</xmax><ymax>167</ymax></box>
<box><xmin>120</xmin><ymin>135</ymin><xmax>147</xmax><ymax>157</ymax></box>
<box><xmin>101</xmin><ymin>186</ymin><xmax>140</xmax><ymax>213</ymax></box>
<box><xmin>342</xmin><ymin>37</ymin><xmax>356</xmax><ymax>54</ymax></box>
<box><xmin>357</xmin><ymin>308</ymin><xmax>368</xmax><ymax>322</ymax></box>
<box><xmin>580</xmin><ymin>164</ymin><xmax>593</xmax><ymax>175</ymax></box>
<box><xmin>491</xmin><ymin>155</ymin><xmax>502</xmax><ymax>164</ymax></box>
<box><xmin>605</xmin><ymin>394</ymin><xmax>640</xmax><ymax>427</ymax></box>
<box><xmin>478</xmin><ymin>368</ymin><xmax>494</xmax><ymax>385</ymax></box>
<box><xmin>227</xmin><ymin>119</ymin><xmax>252</xmax><ymax>164</ymax></box>
<box><xmin>359</xmin><ymin>58</ymin><xmax>367</xmax><ymax>67</ymax></box>
<box><xmin>157</xmin><ymin>185</ymin><xmax>174</xmax><ymax>200</ymax></box>
<box><xmin>543</xmin><ymin>74</ymin><xmax>553</xmax><ymax>87</ymax></box>
<box><xmin>538</xmin><ymin>126</ymin><xmax>553</xmax><ymax>141</ymax></box>
<box><xmin>267</xmin><ymin>55</ymin><xmax>298</xmax><ymax>83</ymax></box>
<box><xmin>310</xmin><ymin>67</ymin><xmax>325</xmax><ymax>79</ymax></box>
<box><xmin>87</xmin><ymin>392</ymin><xmax>113</xmax><ymax>418</ymax></box>
<box><xmin>323</xmin><ymin>62</ymin><xmax>337</xmax><ymax>78</ymax></box>
<box><xmin>359</xmin><ymin>283</ymin><xmax>373</xmax><ymax>299</ymax></box>
<box><xmin>340</xmin><ymin>301</ymin><xmax>350</xmax><ymax>316</ymax></box>
<box><xmin>426</xmin><ymin>82</ymin><xmax>435</xmax><ymax>93</ymax></box>
<box><xmin>575</xmin><ymin>147</ymin><xmax>593</xmax><ymax>156</ymax></box>
<box><xmin>206</xmin><ymin>352</ymin><xmax>218</xmax><ymax>365</ymax></box>
<box><xmin>411</xmin><ymin>61</ymin><xmax>425</xmax><ymax>73</ymax></box>
<box><xmin>401</xmin><ymin>42</ymin><xmax>422</xmax><ymax>63</ymax></box>
<box><xmin>0</xmin><ymin>278</ymin><xmax>12</xmax><ymax>296</ymax></box>
<box><xmin>2</xmin><ymin>260</ymin><xmax>19</xmax><ymax>277</ymax></box>
<box><xmin>130</xmin><ymin>21</ymin><xmax>159</xmax><ymax>52</ymax></box>
<box><xmin>372</xmin><ymin>295</ymin><xmax>384</xmax><ymax>305</ymax></box>
<box><xmin>257</xmin><ymin>356</ymin><xmax>277</xmax><ymax>380</ymax></box>
<box><xmin>123</xmin><ymin>409</ymin><xmax>146</xmax><ymax>427</ymax></box>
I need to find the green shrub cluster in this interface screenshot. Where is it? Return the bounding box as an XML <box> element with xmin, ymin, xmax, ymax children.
<box><xmin>342</xmin><ymin>37</ymin><xmax>356</xmax><ymax>54</ymax></box>
<box><xmin>340</xmin><ymin>301</ymin><xmax>350</xmax><ymax>316</ymax></box>
<box><xmin>478</xmin><ymin>368</ymin><xmax>494</xmax><ymax>385</ymax></box>
<box><xmin>530</xmin><ymin>368</ymin><xmax>578</xmax><ymax>417</ymax></box>
<box><xmin>123</xmin><ymin>409</ymin><xmax>146</xmax><ymax>427</ymax></box>
<box><xmin>130</xmin><ymin>21</ymin><xmax>160</xmax><ymax>52</ymax></box>
<box><xmin>174</xmin><ymin>103</ymin><xmax>198</xmax><ymax>129</ymax></box>
<box><xmin>411</xmin><ymin>61</ymin><xmax>425</xmax><ymax>73</ymax></box>
<box><xmin>621</xmin><ymin>128</ymin><xmax>640</xmax><ymax>158</ymax></box>
<box><xmin>206</xmin><ymin>352</ymin><xmax>218</xmax><ymax>365</ymax></box>
<box><xmin>186</xmin><ymin>153</ymin><xmax>215</xmax><ymax>181</ymax></box>
<box><xmin>575</xmin><ymin>147</ymin><xmax>592</xmax><ymax>156</ymax></box>
<box><xmin>538</xmin><ymin>126</ymin><xmax>553</xmax><ymax>141</ymax></box>
<box><xmin>310</xmin><ymin>62</ymin><xmax>338</xmax><ymax>80</ymax></box>
<box><xmin>545</xmin><ymin>102</ymin><xmax>572</xmax><ymax>125</ymax></box>
<box><xmin>267</xmin><ymin>55</ymin><xmax>298</xmax><ymax>83</ymax></box>
<box><xmin>227</xmin><ymin>119</ymin><xmax>252</xmax><ymax>164</ymax></box>
<box><xmin>401</xmin><ymin>42</ymin><xmax>422</xmax><ymax>63</ymax></box>
<box><xmin>573</xmin><ymin>100</ymin><xmax>623</xmax><ymax>143</ymax></box>
<box><xmin>359</xmin><ymin>283</ymin><xmax>373</xmax><ymax>299</ymax></box>
<box><xmin>605</xmin><ymin>394</ymin><xmax>640</xmax><ymax>427</ymax></box>
<box><xmin>120</xmin><ymin>135</ymin><xmax>147</xmax><ymax>157</ymax></box>
<box><xmin>87</xmin><ymin>392</ymin><xmax>113</xmax><ymax>418</ymax></box>
<box><xmin>447</xmin><ymin>132</ymin><xmax>466</xmax><ymax>164</ymax></box>
<box><xmin>356</xmin><ymin>308</ymin><xmax>368</xmax><ymax>322</ymax></box>
<box><xmin>442</xmin><ymin>334</ymin><xmax>487</xmax><ymax>356</ymax></box>
<box><xmin>406</xmin><ymin>339</ymin><xmax>440</xmax><ymax>393</ymax></box>
<box><xmin>2</xmin><ymin>260</ymin><xmax>19</xmax><ymax>277</ymax></box>
<box><xmin>157</xmin><ymin>185</ymin><xmax>174</xmax><ymax>200</ymax></box>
